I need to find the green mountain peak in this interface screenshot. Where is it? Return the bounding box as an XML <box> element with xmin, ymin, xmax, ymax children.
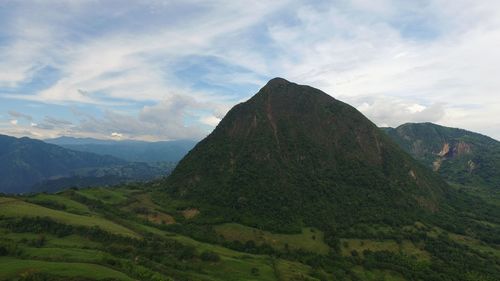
<box><xmin>165</xmin><ymin>79</ymin><xmax>449</xmax><ymax>232</ymax></box>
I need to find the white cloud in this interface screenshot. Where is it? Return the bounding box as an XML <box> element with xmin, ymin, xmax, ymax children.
<box><xmin>1</xmin><ymin>0</ymin><xmax>500</xmax><ymax>140</ymax></box>
<box><xmin>349</xmin><ymin>0</ymin><xmax>396</xmax><ymax>16</ymax></box>
<box><xmin>0</xmin><ymin>20</ymin><xmax>55</xmax><ymax>87</ymax></box>
<box><xmin>200</xmin><ymin>115</ymin><xmax>221</xmax><ymax>127</ymax></box>
<box><xmin>213</xmin><ymin>0</ymin><xmax>500</xmax><ymax>138</ymax></box>
<box><xmin>354</xmin><ymin>96</ymin><xmax>445</xmax><ymax>127</ymax></box>
<box><xmin>70</xmin><ymin>95</ymin><xmax>218</xmax><ymax>141</ymax></box>
<box><xmin>407</xmin><ymin>104</ymin><xmax>426</xmax><ymax>114</ymax></box>
<box><xmin>111</xmin><ymin>132</ymin><xmax>123</xmax><ymax>138</ymax></box>
<box><xmin>2</xmin><ymin>0</ymin><xmax>289</xmax><ymax>105</ymax></box>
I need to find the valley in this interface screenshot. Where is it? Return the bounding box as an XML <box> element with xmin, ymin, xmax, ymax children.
<box><xmin>1</xmin><ymin>183</ymin><xmax>499</xmax><ymax>281</ymax></box>
<box><xmin>1</xmin><ymin>79</ymin><xmax>499</xmax><ymax>281</ymax></box>
<box><xmin>2</xmin><ymin>0</ymin><xmax>499</xmax><ymax>280</ymax></box>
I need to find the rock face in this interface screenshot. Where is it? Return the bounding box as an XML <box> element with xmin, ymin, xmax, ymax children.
<box><xmin>437</xmin><ymin>143</ymin><xmax>450</xmax><ymax>157</ymax></box>
<box><xmin>165</xmin><ymin>78</ymin><xmax>449</xmax><ymax>231</ymax></box>
<box><xmin>384</xmin><ymin>123</ymin><xmax>500</xmax><ymax>188</ymax></box>
<box><xmin>436</xmin><ymin>141</ymin><xmax>471</xmax><ymax>160</ymax></box>
<box><xmin>433</xmin><ymin>142</ymin><xmax>473</xmax><ymax>172</ymax></box>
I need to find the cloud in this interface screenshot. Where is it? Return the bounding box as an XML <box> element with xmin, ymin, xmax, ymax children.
<box><xmin>72</xmin><ymin>95</ymin><xmax>216</xmax><ymax>141</ymax></box>
<box><xmin>31</xmin><ymin>116</ymin><xmax>73</xmax><ymax>131</ymax></box>
<box><xmin>1</xmin><ymin>0</ymin><xmax>289</xmax><ymax>105</ymax></box>
<box><xmin>200</xmin><ymin>115</ymin><xmax>221</xmax><ymax>127</ymax></box>
<box><xmin>354</xmin><ymin>97</ymin><xmax>445</xmax><ymax>127</ymax></box>
<box><xmin>211</xmin><ymin>0</ymin><xmax>500</xmax><ymax>138</ymax></box>
<box><xmin>43</xmin><ymin>116</ymin><xmax>72</xmax><ymax>126</ymax></box>
<box><xmin>111</xmin><ymin>132</ymin><xmax>123</xmax><ymax>138</ymax></box>
<box><xmin>8</xmin><ymin>111</ymin><xmax>32</xmax><ymax>121</ymax></box>
<box><xmin>0</xmin><ymin>0</ymin><xmax>288</xmax><ymax>140</ymax></box>
<box><xmin>1</xmin><ymin>0</ymin><xmax>500</xmax><ymax>140</ymax></box>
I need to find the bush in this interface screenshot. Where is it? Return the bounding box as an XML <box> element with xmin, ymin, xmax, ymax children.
<box><xmin>0</xmin><ymin>245</ymin><xmax>8</xmax><ymax>256</ymax></box>
<box><xmin>250</xmin><ymin>267</ymin><xmax>259</xmax><ymax>276</ymax></box>
<box><xmin>200</xmin><ymin>250</ymin><xmax>220</xmax><ymax>262</ymax></box>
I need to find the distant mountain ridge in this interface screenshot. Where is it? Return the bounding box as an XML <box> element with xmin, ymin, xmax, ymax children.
<box><xmin>45</xmin><ymin>137</ymin><xmax>197</xmax><ymax>163</ymax></box>
<box><xmin>45</xmin><ymin>136</ymin><xmax>125</xmax><ymax>145</ymax></box>
<box><xmin>0</xmin><ymin>134</ymin><xmax>125</xmax><ymax>193</ymax></box>
<box><xmin>32</xmin><ymin>162</ymin><xmax>175</xmax><ymax>193</ymax></box>
<box><xmin>0</xmin><ymin>135</ymin><xmax>177</xmax><ymax>194</ymax></box>
<box><xmin>383</xmin><ymin>123</ymin><xmax>500</xmax><ymax>188</ymax></box>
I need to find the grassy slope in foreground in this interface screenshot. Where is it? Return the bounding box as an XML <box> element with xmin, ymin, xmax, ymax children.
<box><xmin>0</xmin><ymin>257</ymin><xmax>134</xmax><ymax>281</ymax></box>
<box><xmin>215</xmin><ymin>223</ymin><xmax>330</xmax><ymax>254</ymax></box>
<box><xmin>0</xmin><ymin>191</ymin><xmax>322</xmax><ymax>281</ymax></box>
<box><xmin>0</xmin><ymin>197</ymin><xmax>138</xmax><ymax>238</ymax></box>
<box><xmin>1</xmin><ymin>185</ymin><xmax>500</xmax><ymax>280</ymax></box>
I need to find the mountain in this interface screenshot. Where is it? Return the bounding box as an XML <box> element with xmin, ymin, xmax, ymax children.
<box><xmin>1</xmin><ymin>79</ymin><xmax>499</xmax><ymax>280</ymax></box>
<box><xmin>32</xmin><ymin>162</ymin><xmax>175</xmax><ymax>193</ymax></box>
<box><xmin>0</xmin><ymin>135</ymin><xmax>174</xmax><ymax>194</ymax></box>
<box><xmin>383</xmin><ymin>123</ymin><xmax>500</xmax><ymax>188</ymax></box>
<box><xmin>44</xmin><ymin>136</ymin><xmax>119</xmax><ymax>145</ymax></box>
<box><xmin>165</xmin><ymin>78</ymin><xmax>449</xmax><ymax>232</ymax></box>
<box><xmin>0</xmin><ymin>134</ymin><xmax>126</xmax><ymax>193</ymax></box>
<box><xmin>46</xmin><ymin>137</ymin><xmax>197</xmax><ymax>163</ymax></box>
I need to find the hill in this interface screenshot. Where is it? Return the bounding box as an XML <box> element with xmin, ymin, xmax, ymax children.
<box><xmin>0</xmin><ymin>135</ymin><xmax>174</xmax><ymax>194</ymax></box>
<box><xmin>165</xmin><ymin>78</ymin><xmax>449</xmax><ymax>232</ymax></box>
<box><xmin>0</xmin><ymin>135</ymin><xmax>126</xmax><ymax>193</ymax></box>
<box><xmin>383</xmin><ymin>123</ymin><xmax>500</xmax><ymax>188</ymax></box>
<box><xmin>45</xmin><ymin>137</ymin><xmax>197</xmax><ymax>163</ymax></box>
<box><xmin>1</xmin><ymin>79</ymin><xmax>499</xmax><ymax>280</ymax></box>
<box><xmin>0</xmin><ymin>182</ymin><xmax>498</xmax><ymax>280</ymax></box>
<box><xmin>31</xmin><ymin>162</ymin><xmax>176</xmax><ymax>193</ymax></box>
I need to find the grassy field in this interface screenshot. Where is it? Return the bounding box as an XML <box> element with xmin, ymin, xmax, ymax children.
<box><xmin>181</xmin><ymin>208</ymin><xmax>200</xmax><ymax>219</ymax></box>
<box><xmin>0</xmin><ymin>189</ymin><xmax>390</xmax><ymax>281</ymax></box>
<box><xmin>448</xmin><ymin>232</ymin><xmax>500</xmax><ymax>258</ymax></box>
<box><xmin>2</xmin><ymin>186</ymin><xmax>498</xmax><ymax>281</ymax></box>
<box><xmin>26</xmin><ymin>193</ymin><xmax>91</xmax><ymax>214</ymax></box>
<box><xmin>352</xmin><ymin>266</ymin><xmax>407</xmax><ymax>281</ymax></box>
<box><xmin>122</xmin><ymin>192</ymin><xmax>176</xmax><ymax>224</ymax></box>
<box><xmin>274</xmin><ymin>259</ymin><xmax>321</xmax><ymax>281</ymax></box>
<box><xmin>0</xmin><ymin>229</ymin><xmax>98</xmax><ymax>250</ymax></box>
<box><xmin>0</xmin><ymin>197</ymin><xmax>138</xmax><ymax>238</ymax></box>
<box><xmin>215</xmin><ymin>223</ymin><xmax>330</xmax><ymax>254</ymax></box>
<box><xmin>340</xmin><ymin>239</ymin><xmax>430</xmax><ymax>260</ymax></box>
<box><xmin>22</xmin><ymin>247</ymin><xmax>109</xmax><ymax>263</ymax></box>
<box><xmin>1</xmin><ymin>203</ymin><xmax>281</xmax><ymax>281</ymax></box>
<box><xmin>197</xmin><ymin>255</ymin><xmax>277</xmax><ymax>281</ymax></box>
<box><xmin>44</xmin><ymin>234</ymin><xmax>101</xmax><ymax>249</ymax></box>
<box><xmin>75</xmin><ymin>188</ymin><xmax>133</xmax><ymax>205</ymax></box>
<box><xmin>85</xmin><ymin>217</ymin><xmax>285</xmax><ymax>281</ymax></box>
<box><xmin>0</xmin><ymin>257</ymin><xmax>134</xmax><ymax>280</ymax></box>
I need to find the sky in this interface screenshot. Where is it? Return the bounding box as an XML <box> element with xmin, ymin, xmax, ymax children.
<box><xmin>0</xmin><ymin>0</ymin><xmax>499</xmax><ymax>141</ymax></box>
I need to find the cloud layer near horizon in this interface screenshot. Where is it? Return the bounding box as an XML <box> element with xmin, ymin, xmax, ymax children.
<box><xmin>0</xmin><ymin>0</ymin><xmax>499</xmax><ymax>140</ymax></box>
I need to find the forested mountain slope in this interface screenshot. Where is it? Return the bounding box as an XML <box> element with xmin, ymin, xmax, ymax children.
<box><xmin>166</xmin><ymin>78</ymin><xmax>450</xmax><ymax>232</ymax></box>
<box><xmin>383</xmin><ymin>123</ymin><xmax>500</xmax><ymax>188</ymax></box>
